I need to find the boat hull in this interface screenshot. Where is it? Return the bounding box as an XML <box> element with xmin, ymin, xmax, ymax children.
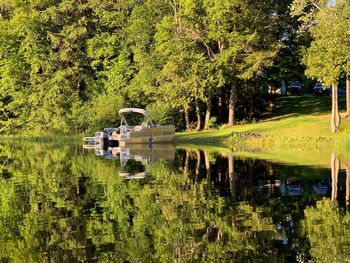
<box><xmin>111</xmin><ymin>125</ymin><xmax>175</xmax><ymax>146</ymax></box>
<box><xmin>83</xmin><ymin>125</ymin><xmax>175</xmax><ymax>148</ymax></box>
<box><xmin>119</xmin><ymin>134</ymin><xmax>175</xmax><ymax>145</ymax></box>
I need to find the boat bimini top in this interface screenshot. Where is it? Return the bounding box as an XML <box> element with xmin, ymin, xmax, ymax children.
<box><xmin>118</xmin><ymin>108</ymin><xmax>154</xmax><ymax>127</ymax></box>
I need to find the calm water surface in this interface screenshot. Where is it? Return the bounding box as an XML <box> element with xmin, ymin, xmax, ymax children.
<box><xmin>0</xmin><ymin>141</ymin><xmax>349</xmax><ymax>262</ymax></box>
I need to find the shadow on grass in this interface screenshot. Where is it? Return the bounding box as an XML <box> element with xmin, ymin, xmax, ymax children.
<box><xmin>273</xmin><ymin>95</ymin><xmax>346</xmax><ymax>119</ymax></box>
<box><xmin>176</xmin><ymin>95</ymin><xmax>348</xmax><ymax>144</ymax></box>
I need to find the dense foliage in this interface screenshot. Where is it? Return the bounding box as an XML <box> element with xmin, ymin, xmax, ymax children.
<box><xmin>291</xmin><ymin>0</ymin><xmax>350</xmax><ymax>132</ymax></box>
<box><xmin>3</xmin><ymin>0</ymin><xmax>348</xmax><ymax>134</ymax></box>
<box><xmin>0</xmin><ymin>0</ymin><xmax>301</xmax><ymax>134</ymax></box>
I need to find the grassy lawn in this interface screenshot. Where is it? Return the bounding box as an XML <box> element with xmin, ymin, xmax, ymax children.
<box><xmin>177</xmin><ymin>113</ymin><xmax>338</xmax><ymax>143</ymax></box>
<box><xmin>176</xmin><ymin>95</ymin><xmax>350</xmax><ymax>164</ymax></box>
<box><xmin>177</xmin><ymin>95</ymin><xmax>349</xmax><ymax>142</ymax></box>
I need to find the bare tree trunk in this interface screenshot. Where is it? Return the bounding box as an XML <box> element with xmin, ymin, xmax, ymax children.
<box><xmin>331</xmin><ymin>153</ymin><xmax>339</xmax><ymax>201</ymax></box>
<box><xmin>204</xmin><ymin>95</ymin><xmax>212</xmax><ymax>129</ymax></box>
<box><xmin>335</xmin><ymin>83</ymin><xmax>341</xmax><ymax>127</ymax></box>
<box><xmin>331</xmin><ymin>82</ymin><xmax>336</xmax><ymax>133</ymax></box>
<box><xmin>228</xmin><ymin>78</ymin><xmax>237</xmax><ymax>127</ymax></box>
<box><xmin>184</xmin><ymin>107</ymin><xmax>190</xmax><ymax>131</ymax></box>
<box><xmin>331</xmin><ymin>82</ymin><xmax>340</xmax><ymax>133</ymax></box>
<box><xmin>346</xmin><ymin>77</ymin><xmax>350</xmax><ymax>118</ymax></box>
<box><xmin>195</xmin><ymin>99</ymin><xmax>201</xmax><ymax>131</ymax></box>
<box><xmin>228</xmin><ymin>154</ymin><xmax>236</xmax><ymax>197</ymax></box>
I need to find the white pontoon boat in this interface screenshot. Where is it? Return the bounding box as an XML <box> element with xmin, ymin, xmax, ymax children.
<box><xmin>84</xmin><ymin>108</ymin><xmax>175</xmax><ymax>147</ymax></box>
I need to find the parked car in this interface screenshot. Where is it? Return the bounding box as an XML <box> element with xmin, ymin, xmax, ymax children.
<box><xmin>327</xmin><ymin>87</ymin><xmax>346</xmax><ymax>95</ymax></box>
<box><xmin>287</xmin><ymin>81</ymin><xmax>303</xmax><ymax>96</ymax></box>
<box><xmin>313</xmin><ymin>83</ymin><xmax>327</xmax><ymax>95</ymax></box>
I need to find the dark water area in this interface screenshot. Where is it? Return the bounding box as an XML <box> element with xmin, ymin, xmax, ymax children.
<box><xmin>0</xmin><ymin>141</ymin><xmax>349</xmax><ymax>262</ymax></box>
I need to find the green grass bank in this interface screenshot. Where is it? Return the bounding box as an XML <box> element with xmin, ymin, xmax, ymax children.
<box><xmin>176</xmin><ymin>95</ymin><xmax>350</xmax><ymax>162</ymax></box>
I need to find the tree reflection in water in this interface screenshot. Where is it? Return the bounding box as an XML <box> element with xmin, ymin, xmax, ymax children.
<box><xmin>0</xmin><ymin>141</ymin><xmax>350</xmax><ymax>261</ymax></box>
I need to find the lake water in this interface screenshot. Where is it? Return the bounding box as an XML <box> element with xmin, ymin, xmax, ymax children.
<box><xmin>0</xmin><ymin>140</ymin><xmax>349</xmax><ymax>262</ymax></box>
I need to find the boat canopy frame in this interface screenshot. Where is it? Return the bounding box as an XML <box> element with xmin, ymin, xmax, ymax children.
<box><xmin>118</xmin><ymin>108</ymin><xmax>154</xmax><ymax>127</ymax></box>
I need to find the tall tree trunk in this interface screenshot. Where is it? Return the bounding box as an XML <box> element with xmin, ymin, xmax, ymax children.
<box><xmin>184</xmin><ymin>107</ymin><xmax>190</xmax><ymax>131</ymax></box>
<box><xmin>335</xmin><ymin>84</ymin><xmax>341</xmax><ymax>127</ymax></box>
<box><xmin>346</xmin><ymin>77</ymin><xmax>350</xmax><ymax>118</ymax></box>
<box><xmin>204</xmin><ymin>94</ymin><xmax>212</xmax><ymax>129</ymax></box>
<box><xmin>195</xmin><ymin>99</ymin><xmax>201</xmax><ymax>131</ymax></box>
<box><xmin>331</xmin><ymin>153</ymin><xmax>339</xmax><ymax>202</ymax></box>
<box><xmin>331</xmin><ymin>82</ymin><xmax>340</xmax><ymax>133</ymax></box>
<box><xmin>228</xmin><ymin>78</ymin><xmax>237</xmax><ymax>126</ymax></box>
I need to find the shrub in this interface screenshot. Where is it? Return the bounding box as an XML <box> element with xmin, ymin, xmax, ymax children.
<box><xmin>206</xmin><ymin>117</ymin><xmax>217</xmax><ymax>129</ymax></box>
<box><xmin>87</xmin><ymin>93</ymin><xmax>124</xmax><ymax>133</ymax></box>
<box><xmin>146</xmin><ymin>102</ymin><xmax>182</xmax><ymax>128</ymax></box>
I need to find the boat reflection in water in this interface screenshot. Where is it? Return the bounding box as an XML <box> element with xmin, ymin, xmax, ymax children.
<box><xmin>84</xmin><ymin>143</ymin><xmax>176</xmax><ymax>179</ymax></box>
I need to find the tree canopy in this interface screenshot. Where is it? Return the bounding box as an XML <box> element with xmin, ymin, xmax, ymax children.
<box><xmin>290</xmin><ymin>0</ymin><xmax>350</xmax><ymax>132</ymax></box>
<box><xmin>0</xmin><ymin>0</ymin><xmax>298</xmax><ymax>134</ymax></box>
<box><xmin>2</xmin><ymin>0</ymin><xmax>349</xmax><ymax>134</ymax></box>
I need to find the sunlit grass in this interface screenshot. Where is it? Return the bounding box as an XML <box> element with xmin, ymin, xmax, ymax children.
<box><xmin>177</xmin><ymin>114</ymin><xmax>341</xmax><ymax>142</ymax></box>
<box><xmin>176</xmin><ymin>95</ymin><xmax>350</xmax><ymax>161</ymax></box>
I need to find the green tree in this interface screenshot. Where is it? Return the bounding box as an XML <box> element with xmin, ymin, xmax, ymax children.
<box><xmin>335</xmin><ymin>1</ymin><xmax>350</xmax><ymax>118</ymax></box>
<box><xmin>0</xmin><ymin>0</ymin><xmax>317</xmax><ymax>133</ymax></box>
<box><xmin>0</xmin><ymin>2</ymin><xmax>33</xmax><ymax>132</ymax></box>
<box><xmin>0</xmin><ymin>0</ymin><xmax>98</xmax><ymax>134</ymax></box>
<box><xmin>291</xmin><ymin>0</ymin><xmax>348</xmax><ymax>133</ymax></box>
<box><xmin>155</xmin><ymin>0</ymin><xmax>282</xmax><ymax>129</ymax></box>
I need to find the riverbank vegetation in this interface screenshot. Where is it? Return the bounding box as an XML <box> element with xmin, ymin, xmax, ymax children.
<box><xmin>1</xmin><ymin>0</ymin><xmax>350</xmax><ymax>139</ymax></box>
<box><xmin>177</xmin><ymin>95</ymin><xmax>350</xmax><ymax>158</ymax></box>
<box><xmin>0</xmin><ymin>0</ymin><xmax>306</xmax><ymax>135</ymax></box>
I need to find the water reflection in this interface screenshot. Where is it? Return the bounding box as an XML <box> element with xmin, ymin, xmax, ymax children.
<box><xmin>1</xmin><ymin>140</ymin><xmax>350</xmax><ymax>262</ymax></box>
<box><xmin>329</xmin><ymin>153</ymin><xmax>350</xmax><ymax>206</ymax></box>
<box><xmin>86</xmin><ymin>144</ymin><xmax>176</xmax><ymax>179</ymax></box>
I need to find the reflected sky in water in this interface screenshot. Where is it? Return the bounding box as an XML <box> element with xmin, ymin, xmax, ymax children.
<box><xmin>0</xmin><ymin>140</ymin><xmax>349</xmax><ymax>262</ymax></box>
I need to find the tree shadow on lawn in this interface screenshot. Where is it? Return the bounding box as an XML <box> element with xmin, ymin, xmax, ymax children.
<box><xmin>272</xmin><ymin>95</ymin><xmax>346</xmax><ymax>120</ymax></box>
